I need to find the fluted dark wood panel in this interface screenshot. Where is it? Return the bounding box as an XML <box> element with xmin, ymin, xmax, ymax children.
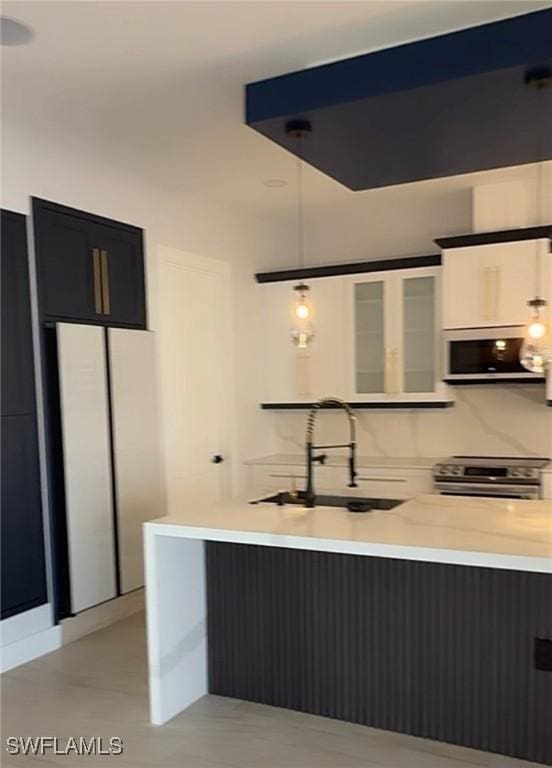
<box><xmin>206</xmin><ymin>542</ymin><xmax>552</xmax><ymax>764</ymax></box>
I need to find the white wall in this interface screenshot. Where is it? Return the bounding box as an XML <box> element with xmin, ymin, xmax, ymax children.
<box><xmin>270</xmin><ymin>183</ymin><xmax>473</xmax><ymax>269</ymax></box>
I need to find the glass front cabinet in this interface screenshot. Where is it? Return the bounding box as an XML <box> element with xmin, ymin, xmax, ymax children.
<box><xmin>344</xmin><ymin>266</ymin><xmax>447</xmax><ymax>402</ymax></box>
<box><xmin>260</xmin><ymin>266</ymin><xmax>449</xmax><ymax>405</ymax></box>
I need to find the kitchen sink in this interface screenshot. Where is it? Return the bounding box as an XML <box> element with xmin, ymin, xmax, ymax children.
<box><xmin>251</xmin><ymin>491</ymin><xmax>403</xmax><ymax>513</ymax></box>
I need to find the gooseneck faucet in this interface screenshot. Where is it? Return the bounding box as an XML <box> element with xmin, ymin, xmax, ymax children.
<box><xmin>304</xmin><ymin>397</ymin><xmax>358</xmax><ymax>508</ymax></box>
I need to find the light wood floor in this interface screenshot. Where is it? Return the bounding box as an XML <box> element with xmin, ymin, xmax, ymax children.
<box><xmin>1</xmin><ymin>613</ymin><xmax>541</xmax><ymax>767</ymax></box>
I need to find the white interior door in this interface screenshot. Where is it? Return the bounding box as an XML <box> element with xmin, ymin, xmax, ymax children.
<box><xmin>57</xmin><ymin>324</ymin><xmax>116</xmax><ymax>613</ymax></box>
<box><xmin>157</xmin><ymin>246</ymin><xmax>233</xmax><ymax>511</ymax></box>
<box><xmin>109</xmin><ymin>329</ymin><xmax>162</xmax><ymax>594</ymax></box>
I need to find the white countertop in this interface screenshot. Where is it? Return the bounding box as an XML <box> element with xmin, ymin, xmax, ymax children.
<box><xmin>146</xmin><ymin>494</ymin><xmax>552</xmax><ymax>573</ymax></box>
<box><xmin>244</xmin><ymin>453</ymin><xmax>439</xmax><ymax>470</ymax></box>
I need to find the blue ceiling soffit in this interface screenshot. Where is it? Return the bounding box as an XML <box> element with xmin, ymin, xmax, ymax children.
<box><xmin>245</xmin><ymin>10</ymin><xmax>552</xmax><ymax>190</ymax></box>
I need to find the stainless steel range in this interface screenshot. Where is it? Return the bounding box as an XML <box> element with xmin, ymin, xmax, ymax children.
<box><xmin>432</xmin><ymin>456</ymin><xmax>550</xmax><ymax>499</ymax></box>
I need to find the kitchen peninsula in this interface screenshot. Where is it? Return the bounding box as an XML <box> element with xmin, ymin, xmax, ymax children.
<box><xmin>144</xmin><ymin>494</ymin><xmax>552</xmax><ymax>764</ymax></box>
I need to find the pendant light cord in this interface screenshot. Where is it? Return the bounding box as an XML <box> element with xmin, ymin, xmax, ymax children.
<box><xmin>296</xmin><ymin>134</ymin><xmax>305</xmax><ymax>270</ymax></box>
<box><xmin>534</xmin><ymin>76</ymin><xmax>547</xmax><ymax>298</ymax></box>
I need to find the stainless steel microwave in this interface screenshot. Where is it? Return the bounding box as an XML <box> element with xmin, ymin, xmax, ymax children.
<box><xmin>443</xmin><ymin>326</ymin><xmax>544</xmax><ymax>381</ymax></box>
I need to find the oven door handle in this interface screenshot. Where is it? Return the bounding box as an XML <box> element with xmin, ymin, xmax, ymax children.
<box><xmin>435</xmin><ymin>482</ymin><xmax>539</xmax><ymax>499</ymax></box>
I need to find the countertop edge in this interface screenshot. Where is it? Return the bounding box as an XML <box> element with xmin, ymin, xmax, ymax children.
<box><xmin>144</xmin><ymin>520</ymin><xmax>552</xmax><ymax>574</ymax></box>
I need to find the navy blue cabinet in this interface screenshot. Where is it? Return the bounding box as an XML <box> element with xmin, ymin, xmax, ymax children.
<box><xmin>1</xmin><ymin>211</ymin><xmax>36</xmax><ymax>417</ymax></box>
<box><xmin>93</xmin><ymin>221</ymin><xmax>147</xmax><ymax>328</ymax></box>
<box><xmin>1</xmin><ymin>414</ymin><xmax>46</xmax><ymax>618</ymax></box>
<box><xmin>1</xmin><ymin>210</ymin><xmax>47</xmax><ymax>620</ymax></box>
<box><xmin>32</xmin><ymin>198</ymin><xmax>146</xmax><ymax>329</ymax></box>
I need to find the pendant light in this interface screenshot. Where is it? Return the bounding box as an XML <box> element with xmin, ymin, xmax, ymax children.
<box><xmin>520</xmin><ymin>68</ymin><xmax>551</xmax><ymax>374</ymax></box>
<box><xmin>287</xmin><ymin>119</ymin><xmax>315</xmax><ymax>349</ymax></box>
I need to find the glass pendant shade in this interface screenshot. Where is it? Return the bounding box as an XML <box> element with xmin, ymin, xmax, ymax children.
<box><xmin>519</xmin><ymin>298</ymin><xmax>550</xmax><ymax>374</ymax></box>
<box><xmin>290</xmin><ymin>283</ymin><xmax>314</xmax><ymax>349</ymax></box>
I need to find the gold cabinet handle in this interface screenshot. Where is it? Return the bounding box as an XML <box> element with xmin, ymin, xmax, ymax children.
<box><xmin>92</xmin><ymin>248</ymin><xmax>102</xmax><ymax>314</ymax></box>
<box><xmin>494</xmin><ymin>265</ymin><xmax>500</xmax><ymax>322</ymax></box>
<box><xmin>481</xmin><ymin>267</ymin><xmax>489</xmax><ymax>320</ymax></box>
<box><xmin>100</xmin><ymin>250</ymin><xmax>111</xmax><ymax>315</ymax></box>
<box><xmin>393</xmin><ymin>347</ymin><xmax>402</xmax><ymax>394</ymax></box>
<box><xmin>384</xmin><ymin>347</ymin><xmax>390</xmax><ymax>394</ymax></box>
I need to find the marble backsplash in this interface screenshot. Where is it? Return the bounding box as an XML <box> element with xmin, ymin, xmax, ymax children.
<box><xmin>270</xmin><ymin>385</ymin><xmax>552</xmax><ymax>459</ymax></box>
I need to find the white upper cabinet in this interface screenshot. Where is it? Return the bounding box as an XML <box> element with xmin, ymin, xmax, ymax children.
<box><xmin>344</xmin><ymin>266</ymin><xmax>446</xmax><ymax>402</ymax></box>
<box><xmin>442</xmin><ymin>239</ymin><xmax>551</xmax><ymax>329</ymax></box>
<box><xmin>261</xmin><ymin>278</ymin><xmax>346</xmax><ymax>402</ymax></box>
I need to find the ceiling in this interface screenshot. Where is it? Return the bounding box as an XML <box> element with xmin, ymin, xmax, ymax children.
<box><xmin>2</xmin><ymin>0</ymin><xmax>551</xmax><ymax>218</ymax></box>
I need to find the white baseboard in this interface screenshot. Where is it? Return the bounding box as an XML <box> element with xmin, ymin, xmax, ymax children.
<box><xmin>1</xmin><ymin>603</ymin><xmax>53</xmax><ymax>647</ymax></box>
<box><xmin>1</xmin><ymin>625</ymin><xmax>61</xmax><ymax>673</ymax></box>
<box><xmin>0</xmin><ymin>592</ymin><xmax>144</xmax><ymax>673</ymax></box>
<box><xmin>60</xmin><ymin>589</ymin><xmax>144</xmax><ymax>645</ymax></box>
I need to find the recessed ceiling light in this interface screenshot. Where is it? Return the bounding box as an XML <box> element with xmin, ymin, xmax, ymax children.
<box><xmin>0</xmin><ymin>16</ymin><xmax>34</xmax><ymax>46</ymax></box>
<box><xmin>263</xmin><ymin>178</ymin><xmax>288</xmax><ymax>188</ymax></box>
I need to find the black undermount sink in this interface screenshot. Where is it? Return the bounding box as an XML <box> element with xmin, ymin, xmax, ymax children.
<box><xmin>251</xmin><ymin>491</ymin><xmax>403</xmax><ymax>513</ymax></box>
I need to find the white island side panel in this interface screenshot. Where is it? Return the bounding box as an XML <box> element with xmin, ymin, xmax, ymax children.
<box><xmin>144</xmin><ymin>532</ymin><xmax>207</xmax><ymax>725</ymax></box>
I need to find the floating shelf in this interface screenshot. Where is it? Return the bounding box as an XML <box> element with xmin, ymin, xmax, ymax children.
<box><xmin>443</xmin><ymin>377</ymin><xmax>545</xmax><ymax>385</ymax></box>
<box><xmin>261</xmin><ymin>401</ymin><xmax>455</xmax><ymax>410</ymax></box>
<box><xmin>255</xmin><ymin>254</ymin><xmax>440</xmax><ymax>284</ymax></box>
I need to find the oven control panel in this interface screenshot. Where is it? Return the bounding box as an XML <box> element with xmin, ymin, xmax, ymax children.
<box><xmin>434</xmin><ymin>464</ymin><xmax>540</xmax><ymax>480</ymax></box>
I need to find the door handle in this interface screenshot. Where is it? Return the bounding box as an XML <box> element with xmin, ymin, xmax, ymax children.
<box><xmin>100</xmin><ymin>250</ymin><xmax>111</xmax><ymax>315</ymax></box>
<box><xmin>212</xmin><ymin>454</ymin><xmax>224</xmax><ymax>464</ymax></box>
<box><xmin>92</xmin><ymin>248</ymin><xmax>102</xmax><ymax>314</ymax></box>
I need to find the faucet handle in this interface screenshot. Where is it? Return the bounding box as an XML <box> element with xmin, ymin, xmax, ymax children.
<box><xmin>348</xmin><ymin>454</ymin><xmax>358</xmax><ymax>487</ymax></box>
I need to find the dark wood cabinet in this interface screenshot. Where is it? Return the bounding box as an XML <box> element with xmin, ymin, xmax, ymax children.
<box><xmin>0</xmin><ymin>210</ymin><xmax>47</xmax><ymax>620</ymax></box>
<box><xmin>32</xmin><ymin>198</ymin><xmax>146</xmax><ymax>329</ymax></box>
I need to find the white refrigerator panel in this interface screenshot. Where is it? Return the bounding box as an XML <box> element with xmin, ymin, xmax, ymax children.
<box><xmin>57</xmin><ymin>324</ymin><xmax>116</xmax><ymax>613</ymax></box>
<box><xmin>109</xmin><ymin>329</ymin><xmax>162</xmax><ymax>593</ymax></box>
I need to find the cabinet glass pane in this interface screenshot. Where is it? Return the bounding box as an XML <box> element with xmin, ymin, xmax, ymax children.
<box><xmin>403</xmin><ymin>276</ymin><xmax>435</xmax><ymax>393</ymax></box>
<box><xmin>354</xmin><ymin>281</ymin><xmax>384</xmax><ymax>393</ymax></box>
